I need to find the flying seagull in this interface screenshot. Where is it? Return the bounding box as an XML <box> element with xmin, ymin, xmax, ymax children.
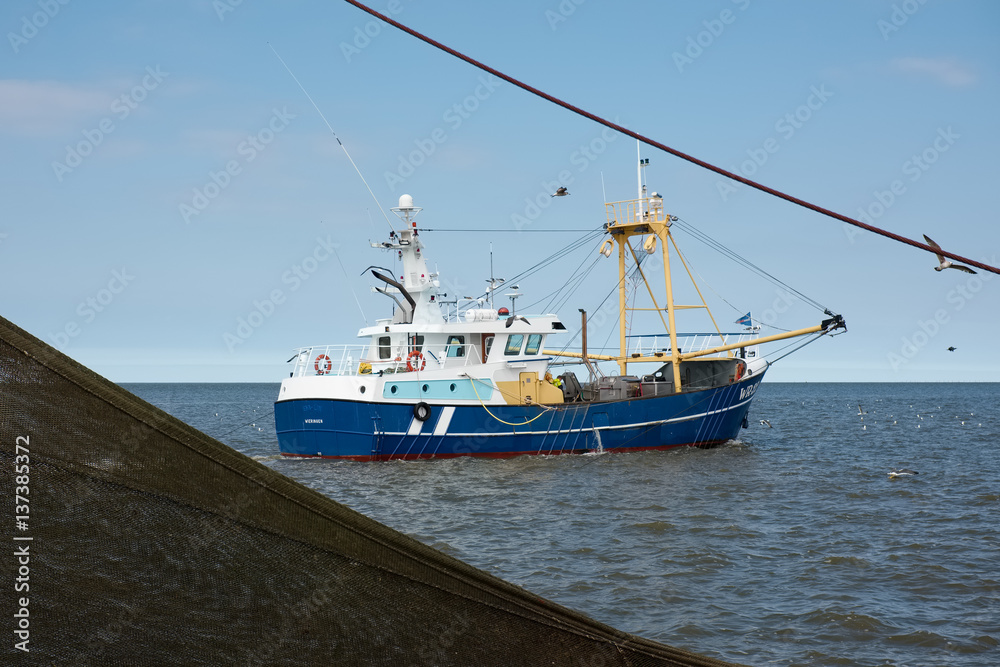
<box><xmin>923</xmin><ymin>235</ymin><xmax>977</xmax><ymax>274</ymax></box>
<box><xmin>947</xmin><ymin>346</ymin><xmax>957</xmax><ymax>352</ymax></box>
<box><xmin>505</xmin><ymin>315</ymin><xmax>530</xmax><ymax>328</ymax></box>
<box><xmin>551</xmin><ymin>187</ymin><xmax>570</xmax><ymax>197</ymax></box>
<box><xmin>759</xmin><ymin>419</ymin><xmax>772</xmax><ymax>428</ymax></box>
<box><xmin>889</xmin><ymin>469</ymin><xmax>919</xmax><ymax>478</ymax></box>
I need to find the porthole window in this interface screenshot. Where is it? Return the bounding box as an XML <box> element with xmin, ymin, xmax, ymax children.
<box><xmin>360</xmin><ymin>386</ymin><xmax>366</xmax><ymax>394</ymax></box>
<box><xmin>422</xmin><ymin>384</ymin><xmax>429</xmax><ymax>392</ymax></box>
<box><xmin>390</xmin><ymin>385</ymin><xmax>397</xmax><ymax>394</ymax></box>
<box><xmin>449</xmin><ymin>383</ymin><xmax>456</xmax><ymax>391</ymax></box>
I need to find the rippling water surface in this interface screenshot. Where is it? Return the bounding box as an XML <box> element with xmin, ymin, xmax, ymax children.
<box><xmin>125</xmin><ymin>382</ymin><xmax>1000</xmax><ymax>666</ymax></box>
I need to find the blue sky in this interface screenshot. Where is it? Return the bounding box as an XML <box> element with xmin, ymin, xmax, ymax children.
<box><xmin>2</xmin><ymin>0</ymin><xmax>998</xmax><ymax>382</ymax></box>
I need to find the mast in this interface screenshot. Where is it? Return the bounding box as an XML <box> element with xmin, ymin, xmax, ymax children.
<box><xmin>606</xmin><ymin>175</ymin><xmax>683</xmax><ymax>389</ymax></box>
<box><xmin>659</xmin><ymin>219</ymin><xmax>682</xmax><ymax>392</ymax></box>
<box><xmin>543</xmin><ymin>162</ymin><xmax>846</xmax><ymax>380</ymax></box>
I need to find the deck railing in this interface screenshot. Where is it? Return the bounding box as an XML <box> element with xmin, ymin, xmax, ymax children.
<box><xmin>624</xmin><ymin>332</ymin><xmax>761</xmax><ymax>358</ymax></box>
<box><xmin>289</xmin><ymin>342</ymin><xmax>488</xmax><ymax>377</ymax></box>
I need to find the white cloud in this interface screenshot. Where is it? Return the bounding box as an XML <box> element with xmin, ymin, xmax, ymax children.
<box><xmin>890</xmin><ymin>57</ymin><xmax>977</xmax><ymax>87</ymax></box>
<box><xmin>0</xmin><ymin>79</ymin><xmax>112</xmax><ymax>137</ymax></box>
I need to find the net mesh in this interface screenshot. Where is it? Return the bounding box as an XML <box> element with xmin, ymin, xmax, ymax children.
<box><xmin>1</xmin><ymin>314</ymin><xmax>741</xmax><ymax>666</ymax></box>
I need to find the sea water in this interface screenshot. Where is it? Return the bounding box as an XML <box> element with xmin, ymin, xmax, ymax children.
<box><xmin>124</xmin><ymin>382</ymin><xmax>1000</xmax><ymax>666</ymax></box>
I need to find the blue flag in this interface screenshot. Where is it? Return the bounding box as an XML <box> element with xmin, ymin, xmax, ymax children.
<box><xmin>736</xmin><ymin>312</ymin><xmax>752</xmax><ymax>326</ymax></box>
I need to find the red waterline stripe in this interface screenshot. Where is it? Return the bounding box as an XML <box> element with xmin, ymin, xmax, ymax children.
<box><xmin>279</xmin><ymin>439</ymin><xmax>731</xmax><ymax>462</ymax></box>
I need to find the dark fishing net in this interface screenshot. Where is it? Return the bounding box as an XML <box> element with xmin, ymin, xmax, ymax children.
<box><xmin>0</xmin><ymin>315</ymin><xmax>741</xmax><ymax>666</ymax></box>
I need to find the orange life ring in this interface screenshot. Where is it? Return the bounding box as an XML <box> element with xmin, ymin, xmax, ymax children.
<box><xmin>406</xmin><ymin>350</ymin><xmax>426</xmax><ymax>372</ymax></box>
<box><xmin>314</xmin><ymin>354</ymin><xmax>332</xmax><ymax>375</ymax></box>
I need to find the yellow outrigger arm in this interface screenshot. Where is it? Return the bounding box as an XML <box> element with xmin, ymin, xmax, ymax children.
<box><xmin>544</xmin><ymin>313</ymin><xmax>845</xmax><ymax>385</ymax></box>
<box><xmin>673</xmin><ymin>314</ymin><xmax>845</xmax><ymax>362</ymax></box>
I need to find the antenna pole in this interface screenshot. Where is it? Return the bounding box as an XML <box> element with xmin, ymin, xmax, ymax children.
<box><xmin>636</xmin><ymin>140</ymin><xmax>642</xmax><ymax>205</ymax></box>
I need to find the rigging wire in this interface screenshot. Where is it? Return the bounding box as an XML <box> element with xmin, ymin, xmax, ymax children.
<box><xmin>331</xmin><ymin>245</ymin><xmax>369</xmax><ymax>325</ymax></box>
<box><xmin>418</xmin><ymin>228</ymin><xmax>595</xmax><ymax>233</ymax></box>
<box><xmin>471</xmin><ymin>229</ymin><xmax>604</xmax><ymax>305</ymax></box>
<box><xmin>672</xmin><ymin>217</ymin><xmax>828</xmax><ymax>313</ymax></box>
<box><xmin>550</xmin><ymin>258</ymin><xmax>602</xmax><ymax>314</ymax></box>
<box><xmin>765</xmin><ymin>329</ymin><xmax>835</xmax><ymax>366</ymax></box>
<box><xmin>544</xmin><ymin>243</ymin><xmax>603</xmax><ymax>313</ymax></box>
<box><xmin>268</xmin><ymin>42</ymin><xmax>395</xmax><ymax>234</ymax></box>
<box><xmin>511</xmin><ymin>232</ymin><xmax>604</xmax><ymax>312</ymax></box>
<box><xmin>339</xmin><ymin>0</ymin><xmax>999</xmax><ymax>277</ymax></box>
<box><xmin>596</xmin><ymin>242</ymin><xmax>655</xmax><ymax>358</ymax></box>
<box><xmin>553</xmin><ymin>267</ymin><xmax>630</xmax><ymax>359</ymax></box>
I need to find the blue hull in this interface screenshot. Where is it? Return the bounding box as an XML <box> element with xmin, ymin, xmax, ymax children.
<box><xmin>275</xmin><ymin>374</ymin><xmax>764</xmax><ymax>461</ymax></box>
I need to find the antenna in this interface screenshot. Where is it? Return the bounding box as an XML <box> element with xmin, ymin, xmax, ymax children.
<box><xmin>507</xmin><ymin>285</ymin><xmax>522</xmax><ymax>315</ymax></box>
<box><xmin>636</xmin><ymin>141</ymin><xmax>649</xmax><ymax>219</ymax></box>
<box><xmin>268</xmin><ymin>43</ymin><xmax>395</xmax><ymax>234</ymax></box>
<box><xmin>636</xmin><ymin>140</ymin><xmax>642</xmax><ymax>203</ymax></box>
<box><xmin>485</xmin><ymin>242</ymin><xmax>504</xmax><ymax>308</ymax></box>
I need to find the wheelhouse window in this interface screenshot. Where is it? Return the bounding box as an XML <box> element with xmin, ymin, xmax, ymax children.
<box><xmin>504</xmin><ymin>334</ymin><xmax>524</xmax><ymax>356</ymax></box>
<box><xmin>525</xmin><ymin>334</ymin><xmax>542</xmax><ymax>355</ymax></box>
<box><xmin>378</xmin><ymin>336</ymin><xmax>391</xmax><ymax>360</ymax></box>
<box><xmin>446</xmin><ymin>335</ymin><xmax>465</xmax><ymax>358</ymax></box>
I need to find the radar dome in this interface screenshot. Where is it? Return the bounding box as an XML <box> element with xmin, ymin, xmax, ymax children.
<box><xmin>398</xmin><ymin>194</ymin><xmax>414</xmax><ymax>208</ymax></box>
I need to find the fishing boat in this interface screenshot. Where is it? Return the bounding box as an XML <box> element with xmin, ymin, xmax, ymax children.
<box><xmin>274</xmin><ymin>163</ymin><xmax>845</xmax><ymax>460</ymax></box>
